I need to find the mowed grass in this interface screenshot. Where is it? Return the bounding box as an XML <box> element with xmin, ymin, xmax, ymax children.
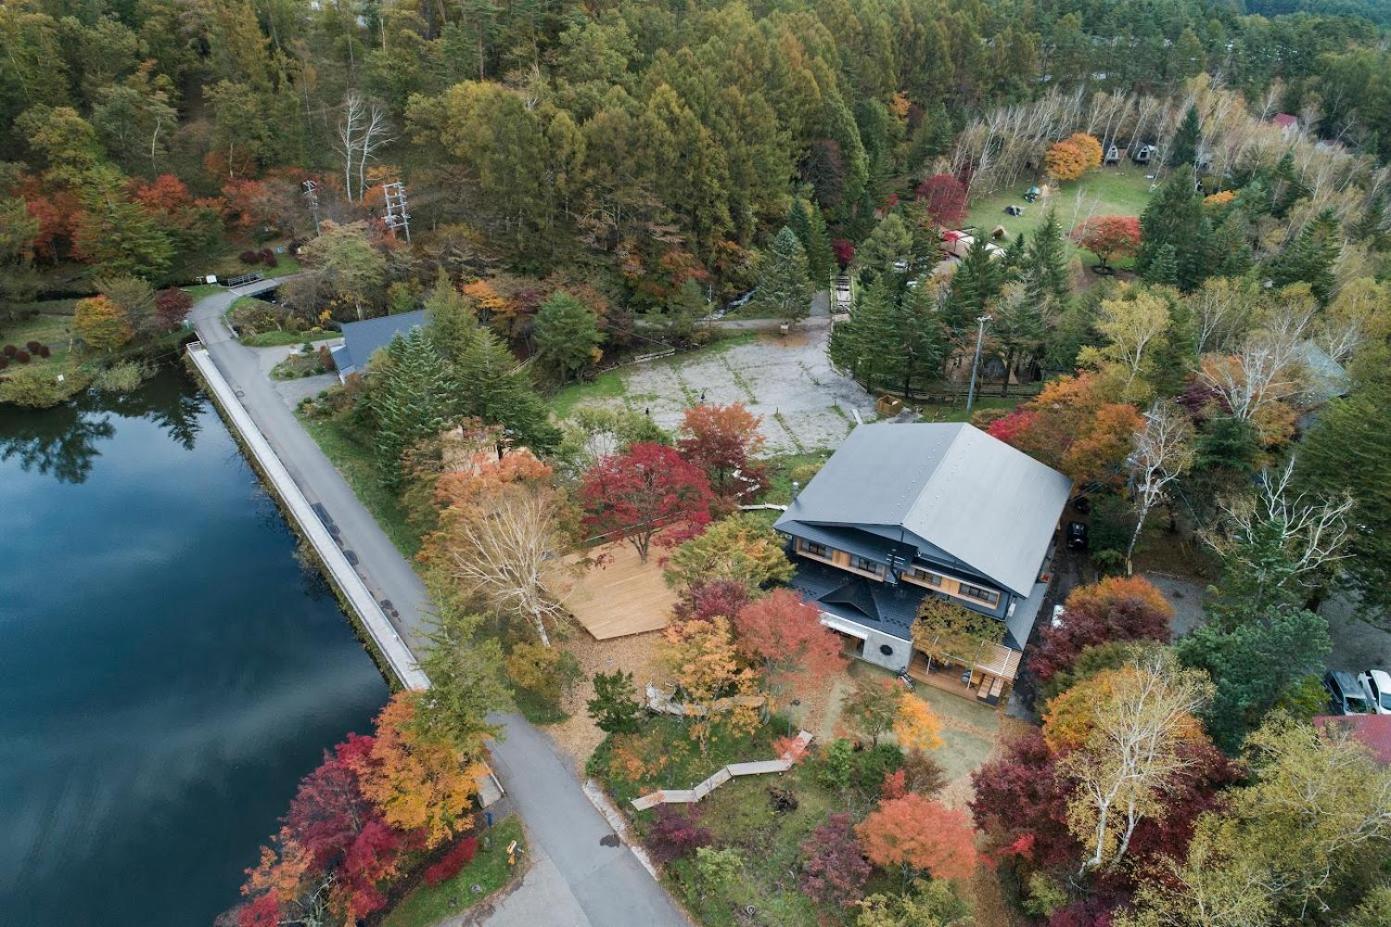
<box><xmin>297</xmin><ymin>410</ymin><xmax>422</xmax><ymax>558</ymax></box>
<box><xmin>961</xmin><ymin>165</ymin><xmax>1157</xmax><ymax>266</ymax></box>
<box><xmin>1</xmin><ymin>311</ymin><xmax>73</xmax><ymax>348</ymax></box>
<box><xmin>380</xmin><ymin>816</ymin><xmax>525</xmax><ymax>927</ymax></box>
<box><xmin>242</xmin><ymin>329</ymin><xmax>338</xmax><ymax>347</ymax></box>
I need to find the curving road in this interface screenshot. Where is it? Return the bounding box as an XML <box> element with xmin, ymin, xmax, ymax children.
<box><xmin>190</xmin><ymin>284</ymin><xmax>687</xmax><ymax>927</ymax></box>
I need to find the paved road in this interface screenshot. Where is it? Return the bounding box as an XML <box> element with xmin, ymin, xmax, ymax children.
<box><xmin>190</xmin><ymin>285</ymin><xmax>687</xmax><ymax>927</ymax></box>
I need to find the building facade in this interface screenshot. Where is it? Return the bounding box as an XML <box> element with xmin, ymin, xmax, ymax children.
<box><xmin>774</xmin><ymin>423</ymin><xmax>1071</xmax><ymax>703</ymax></box>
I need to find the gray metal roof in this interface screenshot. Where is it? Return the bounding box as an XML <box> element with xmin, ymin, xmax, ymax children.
<box><xmin>1297</xmin><ymin>340</ymin><xmax>1350</xmax><ymax>405</ymax></box>
<box><xmin>775</xmin><ymin>423</ymin><xmax>1072</xmax><ymax>595</ymax></box>
<box><xmin>334</xmin><ymin>309</ymin><xmax>427</xmax><ymax>375</ymax></box>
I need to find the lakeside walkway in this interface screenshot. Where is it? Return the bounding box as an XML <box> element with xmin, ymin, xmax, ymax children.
<box><xmin>187</xmin><ymin>284</ymin><xmax>687</xmax><ymax>927</ymax></box>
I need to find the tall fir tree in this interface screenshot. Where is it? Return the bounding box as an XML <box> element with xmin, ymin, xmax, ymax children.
<box><xmin>804</xmin><ymin>203</ymin><xmax>835</xmax><ymax>292</ymax></box>
<box><xmin>1020</xmin><ymin>208</ymin><xmax>1071</xmax><ymax>315</ymax></box>
<box><xmin>373</xmin><ymin>328</ymin><xmax>460</xmax><ymax>487</ymax></box>
<box><xmin>1269</xmin><ymin>209</ymin><xmax>1340</xmax><ymax>304</ymax></box>
<box><xmin>751</xmin><ymin>226</ymin><xmax>813</xmax><ymax>323</ymax></box>
<box><xmin>829</xmin><ymin>276</ymin><xmax>897</xmax><ymax>391</ymax></box>
<box><xmin>945</xmin><ymin>235</ymin><xmax>1003</xmax><ymax>334</ymax></box>
<box><xmin>534</xmin><ymin>292</ymin><xmax>603</xmax><ymax>382</ymax></box>
<box><xmin>1137</xmin><ymin>166</ymin><xmax>1209</xmax><ymax>291</ymax></box>
<box><xmin>890</xmin><ymin>282</ymin><xmax>951</xmax><ymax>397</ymax></box>
<box><xmin>1170</xmin><ymin>104</ymin><xmax>1201</xmax><ymax>168</ymax></box>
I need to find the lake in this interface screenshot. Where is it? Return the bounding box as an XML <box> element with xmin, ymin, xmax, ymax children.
<box><xmin>0</xmin><ymin>368</ymin><xmax>389</xmax><ymax>925</ymax></box>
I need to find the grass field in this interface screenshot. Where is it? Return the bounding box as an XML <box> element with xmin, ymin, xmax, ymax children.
<box><xmin>961</xmin><ymin>165</ymin><xmax>1157</xmax><ymax>265</ymax></box>
<box><xmin>380</xmin><ymin>817</ymin><xmax>525</xmax><ymax>927</ymax></box>
<box><xmin>1</xmin><ymin>311</ymin><xmax>73</xmax><ymax>348</ymax></box>
<box><xmin>242</xmin><ymin>329</ymin><xmax>338</xmax><ymax>347</ymax></box>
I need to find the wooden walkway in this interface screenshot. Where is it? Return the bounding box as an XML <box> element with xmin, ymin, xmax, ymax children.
<box><xmin>630</xmin><ymin>732</ymin><xmax>813</xmax><ymax>811</ymax></box>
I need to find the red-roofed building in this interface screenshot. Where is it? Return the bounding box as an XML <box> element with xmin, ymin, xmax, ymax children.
<box><xmin>1315</xmin><ymin>714</ymin><xmax>1391</xmax><ymax>765</ymax></box>
<box><xmin>1272</xmin><ymin>113</ymin><xmax>1298</xmax><ymax>133</ymax></box>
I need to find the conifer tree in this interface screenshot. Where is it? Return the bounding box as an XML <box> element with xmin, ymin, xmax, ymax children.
<box><xmin>1146</xmin><ymin>244</ymin><xmax>1180</xmax><ymax>287</ymax></box>
<box><xmin>946</xmin><ymin>234</ymin><xmax>1003</xmax><ymax>332</ymax></box>
<box><xmin>534</xmin><ymin>292</ymin><xmax>603</xmax><ymax>382</ymax></box>
<box><xmin>829</xmin><ymin>277</ymin><xmax>897</xmax><ymax>391</ymax></box>
<box><xmin>890</xmin><ymin>282</ymin><xmax>950</xmax><ymax>397</ymax></box>
<box><xmin>1138</xmin><ymin>166</ymin><xmax>1208</xmax><ymax>291</ymax></box>
<box><xmin>804</xmin><ymin>203</ymin><xmax>835</xmax><ymax>291</ymax></box>
<box><xmin>1021</xmin><ymin>208</ymin><xmax>1070</xmax><ymax>315</ymax></box>
<box><xmin>373</xmin><ymin>329</ymin><xmax>460</xmax><ymax>487</ymax></box>
<box><xmin>1269</xmin><ymin>209</ymin><xmax>1339</xmax><ymax>304</ymax></box>
<box><xmin>751</xmin><ymin>226</ymin><xmax>812</xmax><ymax>323</ymax></box>
<box><xmin>452</xmin><ymin>326</ymin><xmax>560</xmax><ymax>452</ymax></box>
<box><xmin>1170</xmin><ymin>105</ymin><xmax>1201</xmax><ymax>168</ymax></box>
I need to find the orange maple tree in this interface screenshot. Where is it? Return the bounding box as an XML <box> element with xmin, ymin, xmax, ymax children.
<box><xmin>892</xmin><ymin>695</ymin><xmax>944</xmax><ymax>753</ymax></box>
<box><xmin>986</xmin><ymin>372</ymin><xmax>1142</xmax><ymax>485</ymax></box>
<box><xmin>348</xmin><ymin>692</ymin><xmax>479</xmax><ymax>849</ymax></box>
<box><xmin>856</xmin><ymin>794</ymin><xmax>980</xmax><ymax>881</ymax></box>
<box><xmin>733</xmin><ymin>588</ymin><xmax>846</xmax><ymax>695</ymax></box>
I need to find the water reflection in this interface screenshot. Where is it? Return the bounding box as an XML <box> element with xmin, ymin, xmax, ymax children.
<box><xmin>0</xmin><ymin>367</ymin><xmax>206</xmax><ymax>483</ymax></box>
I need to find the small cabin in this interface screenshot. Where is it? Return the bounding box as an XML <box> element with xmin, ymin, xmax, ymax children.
<box><xmin>1272</xmin><ymin>113</ymin><xmax>1298</xmax><ymax>134</ymax></box>
<box><xmin>1104</xmin><ymin>144</ymin><xmax>1124</xmax><ymax>165</ymax></box>
<box><xmin>1132</xmin><ymin>144</ymin><xmax>1158</xmax><ymax>164</ymax></box>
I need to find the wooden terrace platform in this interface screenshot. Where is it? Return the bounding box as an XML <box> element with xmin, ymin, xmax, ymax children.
<box><xmin>561</xmin><ymin>539</ymin><xmax>677</xmax><ymax>640</ymax></box>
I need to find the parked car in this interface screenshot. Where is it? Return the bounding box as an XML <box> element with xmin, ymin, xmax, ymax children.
<box><xmin>1066</xmin><ymin>521</ymin><xmax>1088</xmax><ymax>550</ymax></box>
<box><xmin>1325</xmin><ymin>671</ymin><xmax>1375</xmax><ymax>715</ymax></box>
<box><xmin>1357</xmin><ymin>669</ymin><xmax>1391</xmax><ymax>715</ymax></box>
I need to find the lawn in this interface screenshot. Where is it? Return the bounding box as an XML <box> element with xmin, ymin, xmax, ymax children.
<box><xmin>380</xmin><ymin>816</ymin><xmax>525</xmax><ymax>927</ymax></box>
<box><xmin>297</xmin><ymin>409</ymin><xmax>422</xmax><ymax>558</ymax></box>
<box><xmin>761</xmin><ymin>450</ymin><xmax>833</xmax><ymax>505</ymax></box>
<box><xmin>589</xmin><ymin>715</ymin><xmax>904</xmax><ymax>927</ymax></box>
<box><xmin>911</xmin><ymin>393</ymin><xmax>1027</xmax><ymax>424</ymax></box>
<box><xmin>243</xmin><ymin>329</ymin><xmax>338</xmax><ymax>348</ymax></box>
<box><xmin>961</xmin><ymin>164</ymin><xmax>1156</xmax><ymax>265</ymax></box>
<box><xmin>1</xmin><ymin>311</ymin><xmax>73</xmax><ymax>348</ymax></box>
<box><xmin>182</xmin><ymin>283</ymin><xmax>224</xmax><ymax>299</ymax></box>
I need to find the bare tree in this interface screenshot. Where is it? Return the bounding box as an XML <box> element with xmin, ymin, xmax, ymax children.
<box><xmin>1199</xmin><ymin>307</ymin><xmax>1311</xmax><ymax>421</ymax></box>
<box><xmin>1126</xmin><ymin>401</ymin><xmax>1196</xmax><ymax>574</ymax></box>
<box><xmin>1188</xmin><ymin>277</ymin><xmax>1256</xmax><ymax>355</ymax></box>
<box><xmin>335</xmin><ymin>91</ymin><xmax>394</xmax><ymax>202</ymax></box>
<box><xmin>1062</xmin><ymin>654</ymin><xmax>1214</xmax><ymax>873</ymax></box>
<box><xmin>432</xmin><ymin>484</ymin><xmax>573</xmax><ymax>646</ymax></box>
<box><xmin>1202</xmin><ymin>459</ymin><xmax>1354</xmax><ymax>598</ymax></box>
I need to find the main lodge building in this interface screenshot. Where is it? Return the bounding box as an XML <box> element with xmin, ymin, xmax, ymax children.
<box><xmin>774</xmin><ymin>422</ymin><xmax>1071</xmax><ymax>704</ymax></box>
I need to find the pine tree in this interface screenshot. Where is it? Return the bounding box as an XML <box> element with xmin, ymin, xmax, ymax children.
<box><xmin>751</xmin><ymin>226</ymin><xmax>812</xmax><ymax>323</ymax></box>
<box><xmin>1269</xmin><ymin>209</ymin><xmax>1339</xmax><ymax>304</ymax></box>
<box><xmin>1138</xmin><ymin>166</ymin><xmax>1208</xmax><ymax>291</ymax></box>
<box><xmin>990</xmin><ymin>284</ymin><xmax>1045</xmax><ymax>396</ymax></box>
<box><xmin>829</xmin><ymin>277</ymin><xmax>897</xmax><ymax>391</ymax></box>
<box><xmin>373</xmin><ymin>329</ymin><xmax>459</xmax><ymax>488</ymax></box>
<box><xmin>1170</xmin><ymin>105</ymin><xmax>1201</xmax><ymax>168</ymax></box>
<box><xmin>891</xmin><ymin>282</ymin><xmax>950</xmax><ymax>397</ymax></box>
<box><xmin>946</xmin><ymin>235</ymin><xmax>1003</xmax><ymax>333</ymax></box>
<box><xmin>1207</xmin><ymin>208</ymin><xmax>1253</xmax><ymax>279</ymax></box>
<box><xmin>1146</xmin><ymin>243</ymin><xmax>1180</xmax><ymax>286</ymax></box>
<box><xmin>1021</xmin><ymin>208</ymin><xmax>1070</xmax><ymax>315</ymax></box>
<box><xmin>804</xmin><ymin>203</ymin><xmax>835</xmax><ymax>291</ymax></box>
<box><xmin>534</xmin><ymin>292</ymin><xmax>603</xmax><ymax>382</ymax></box>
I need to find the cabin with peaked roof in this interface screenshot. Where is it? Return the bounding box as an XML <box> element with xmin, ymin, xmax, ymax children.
<box><xmin>329</xmin><ymin>309</ymin><xmax>427</xmax><ymax>381</ymax></box>
<box><xmin>774</xmin><ymin>423</ymin><xmax>1071</xmax><ymax>704</ymax></box>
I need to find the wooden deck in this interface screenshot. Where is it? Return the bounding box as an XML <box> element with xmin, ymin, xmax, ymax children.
<box><xmin>906</xmin><ymin>646</ymin><xmax>1020</xmax><ymax>706</ymax></box>
<box><xmin>561</xmin><ymin>540</ymin><xmax>677</xmax><ymax>640</ymax></box>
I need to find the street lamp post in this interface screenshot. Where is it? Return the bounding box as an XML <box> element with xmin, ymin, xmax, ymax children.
<box><xmin>965</xmin><ymin>314</ymin><xmax>991</xmax><ymax>417</ymax></box>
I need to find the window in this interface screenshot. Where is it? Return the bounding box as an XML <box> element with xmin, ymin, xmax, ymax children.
<box><xmin>799</xmin><ymin>538</ymin><xmax>830</xmax><ymax>558</ymax></box>
<box><xmin>850</xmin><ymin>555</ymin><xmax>884</xmax><ymax>576</ymax></box>
<box><xmin>957</xmin><ymin>582</ymin><xmax>1000</xmax><ymax>607</ymax></box>
<box><xmin>910</xmin><ymin>568</ymin><xmax>942</xmax><ymax>587</ymax></box>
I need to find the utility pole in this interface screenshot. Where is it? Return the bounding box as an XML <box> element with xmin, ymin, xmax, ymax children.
<box><xmin>382</xmin><ymin>180</ymin><xmax>411</xmax><ymax>243</ymax></box>
<box><xmin>965</xmin><ymin>314</ymin><xmax>991</xmax><ymax>417</ymax></box>
<box><xmin>302</xmin><ymin>179</ymin><xmax>322</xmax><ymax>235</ymax></box>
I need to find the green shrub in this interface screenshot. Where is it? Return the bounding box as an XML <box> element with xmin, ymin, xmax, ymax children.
<box><xmin>0</xmin><ymin>364</ymin><xmax>92</xmax><ymax>407</ymax></box>
<box><xmin>93</xmin><ymin>361</ymin><xmax>148</xmax><ymax>393</ymax></box>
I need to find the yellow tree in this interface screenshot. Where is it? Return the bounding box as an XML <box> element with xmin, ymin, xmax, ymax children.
<box><xmin>73</xmin><ymin>294</ymin><xmax>133</xmax><ymax>352</ymax></box>
<box><xmin>659</xmin><ymin>616</ymin><xmax>760</xmax><ymax>752</ymax></box>
<box><xmin>1079</xmin><ymin>286</ymin><xmax>1174</xmax><ymax>401</ymax></box>
<box><xmin>349</xmin><ymin>692</ymin><xmax>480</xmax><ymax>849</ymax></box>
<box><xmin>893</xmin><ymin>695</ymin><xmax>944</xmax><ymax>753</ymax></box>
<box><xmin>911</xmin><ymin>597</ymin><xmax>1004</xmax><ymax>672</ymax></box>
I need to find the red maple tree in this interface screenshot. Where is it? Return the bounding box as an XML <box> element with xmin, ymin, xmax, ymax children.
<box><xmin>856</xmin><ymin>793</ymin><xmax>980</xmax><ymax>882</ymax></box>
<box><xmin>579</xmin><ymin>442</ymin><xmax>714</xmax><ymax>562</ymax></box>
<box><xmin>800</xmin><ymin>812</ymin><xmax>872</xmax><ymax>908</ymax></box>
<box><xmin>916</xmin><ymin>173</ymin><xmax>968</xmax><ymax>227</ymax></box>
<box><xmin>673</xmin><ymin>579</ymin><xmax>751</xmax><ymax>622</ymax></box>
<box><xmin>677</xmin><ymin>403</ymin><xmax>766</xmax><ymax>497</ymax></box>
<box><xmin>733</xmin><ymin>588</ymin><xmax>846</xmax><ymax>692</ymax></box>
<box><xmin>1030</xmin><ymin>576</ymin><xmax>1173</xmax><ymax>684</ymax></box>
<box><xmin>1071</xmin><ymin>215</ymin><xmax>1141</xmax><ymax>271</ymax></box>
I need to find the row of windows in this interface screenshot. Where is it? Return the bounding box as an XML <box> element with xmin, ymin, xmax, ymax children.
<box><xmin>798</xmin><ymin>538</ymin><xmax>1001</xmax><ymax>608</ymax></box>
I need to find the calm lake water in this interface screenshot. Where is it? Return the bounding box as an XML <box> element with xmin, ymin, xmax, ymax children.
<box><xmin>0</xmin><ymin>369</ymin><xmax>389</xmax><ymax>926</ymax></box>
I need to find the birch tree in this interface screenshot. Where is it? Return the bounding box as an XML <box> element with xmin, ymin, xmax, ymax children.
<box><xmin>1059</xmin><ymin>654</ymin><xmax>1213</xmax><ymax>873</ymax></box>
<box><xmin>1198</xmin><ymin>306</ymin><xmax>1310</xmax><ymax>423</ymax></box>
<box><xmin>1125</xmin><ymin>401</ymin><xmax>1196</xmax><ymax>574</ymax></box>
<box><xmin>429</xmin><ymin>483</ymin><xmax>573</xmax><ymax>646</ymax></box>
<box><xmin>336</xmin><ymin>91</ymin><xmax>394</xmax><ymax>202</ymax></box>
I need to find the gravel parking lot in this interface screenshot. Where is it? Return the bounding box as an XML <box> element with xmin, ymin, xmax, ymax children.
<box><xmin>584</xmin><ymin>327</ymin><xmax>875</xmax><ymax>453</ymax></box>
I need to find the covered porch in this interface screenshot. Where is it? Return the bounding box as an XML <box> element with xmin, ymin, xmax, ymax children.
<box><xmin>906</xmin><ymin>644</ymin><xmax>1021</xmax><ymax>707</ymax></box>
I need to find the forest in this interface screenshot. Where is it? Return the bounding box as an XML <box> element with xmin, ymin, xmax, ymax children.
<box><xmin>4</xmin><ymin>1</ymin><xmax>1391</xmax><ymax>926</ymax></box>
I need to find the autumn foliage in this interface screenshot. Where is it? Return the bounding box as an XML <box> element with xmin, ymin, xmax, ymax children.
<box><xmin>856</xmin><ymin>794</ymin><xmax>980</xmax><ymax>881</ymax></box>
<box><xmin>677</xmin><ymin>402</ymin><xmax>767</xmax><ymax>497</ymax></box>
<box><xmin>733</xmin><ymin>588</ymin><xmax>846</xmax><ymax>693</ymax></box>
<box><xmin>579</xmin><ymin>442</ymin><xmax>714</xmax><ymax>561</ymax></box>
<box><xmin>1072</xmin><ymin>215</ymin><xmax>1142</xmax><ymax>270</ymax></box>
<box><xmin>916</xmin><ymin>173</ymin><xmax>968</xmax><ymax>227</ymax></box>
<box><xmin>1030</xmin><ymin>576</ymin><xmax>1174</xmax><ymax>685</ymax></box>
<box><xmin>800</xmin><ymin>812</ymin><xmax>872</xmax><ymax>908</ymax></box>
<box><xmin>987</xmin><ymin>373</ymin><xmax>1143</xmax><ymax>485</ymax></box>
<box><xmin>1046</xmin><ymin>133</ymin><xmax>1103</xmax><ymax>181</ymax></box>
